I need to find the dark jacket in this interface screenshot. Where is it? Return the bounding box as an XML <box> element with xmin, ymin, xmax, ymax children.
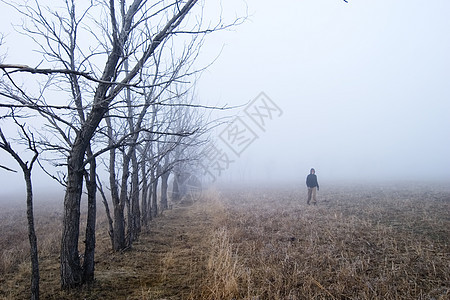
<box><xmin>306</xmin><ymin>174</ymin><xmax>319</xmax><ymax>189</ymax></box>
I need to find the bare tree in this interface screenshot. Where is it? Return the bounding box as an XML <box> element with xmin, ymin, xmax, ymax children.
<box><xmin>56</xmin><ymin>0</ymin><xmax>200</xmax><ymax>288</ymax></box>
<box><xmin>1</xmin><ymin>0</ymin><xmax>244</xmax><ymax>289</ymax></box>
<box><xmin>100</xmin><ymin>18</ymin><xmax>209</xmax><ymax>248</ymax></box>
<box><xmin>0</xmin><ymin>118</ymin><xmax>40</xmax><ymax>300</ymax></box>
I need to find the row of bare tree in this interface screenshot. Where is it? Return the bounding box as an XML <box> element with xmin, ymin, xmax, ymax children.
<box><xmin>0</xmin><ymin>1</ymin><xmax>239</xmax><ymax>299</ymax></box>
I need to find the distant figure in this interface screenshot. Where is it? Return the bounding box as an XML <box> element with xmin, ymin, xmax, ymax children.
<box><xmin>306</xmin><ymin>168</ymin><xmax>319</xmax><ymax>205</ymax></box>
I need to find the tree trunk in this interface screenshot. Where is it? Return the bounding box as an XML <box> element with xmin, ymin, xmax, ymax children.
<box><xmin>127</xmin><ymin>148</ymin><xmax>140</xmax><ymax>245</ymax></box>
<box><xmin>172</xmin><ymin>172</ymin><xmax>180</xmax><ymax>202</ymax></box>
<box><xmin>98</xmin><ymin>178</ymin><xmax>114</xmax><ymax>249</ymax></box>
<box><xmin>160</xmin><ymin>170</ymin><xmax>170</xmax><ymax>211</ymax></box>
<box><xmin>61</xmin><ymin>105</ymin><xmax>108</xmax><ymax>288</ymax></box>
<box><xmin>24</xmin><ymin>168</ymin><xmax>39</xmax><ymax>300</ymax></box>
<box><xmin>141</xmin><ymin>162</ymin><xmax>148</xmax><ymax>227</ymax></box>
<box><xmin>113</xmin><ymin>200</ymin><xmax>126</xmax><ymax>251</ymax></box>
<box><xmin>118</xmin><ymin>150</ymin><xmax>131</xmax><ymax>250</ymax></box>
<box><xmin>105</xmin><ymin>113</ymin><xmax>124</xmax><ymax>251</ymax></box>
<box><xmin>151</xmin><ymin>173</ymin><xmax>158</xmax><ymax>218</ymax></box>
<box><xmin>61</xmin><ymin>155</ymin><xmax>84</xmax><ymax>288</ymax></box>
<box><xmin>147</xmin><ymin>183</ymin><xmax>153</xmax><ymax>222</ymax></box>
<box><xmin>83</xmin><ymin>149</ymin><xmax>96</xmax><ymax>283</ymax></box>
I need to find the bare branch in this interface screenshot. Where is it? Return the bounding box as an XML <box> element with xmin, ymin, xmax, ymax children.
<box><xmin>0</xmin><ymin>164</ymin><xmax>18</xmax><ymax>173</ymax></box>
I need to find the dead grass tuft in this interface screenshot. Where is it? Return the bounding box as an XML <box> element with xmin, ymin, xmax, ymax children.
<box><xmin>200</xmin><ymin>227</ymin><xmax>243</xmax><ymax>299</ymax></box>
<box><xmin>203</xmin><ymin>183</ymin><xmax>450</xmax><ymax>299</ymax></box>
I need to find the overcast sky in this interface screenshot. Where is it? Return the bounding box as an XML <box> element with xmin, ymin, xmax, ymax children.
<box><xmin>1</xmin><ymin>0</ymin><xmax>450</xmax><ymax>198</ymax></box>
<box><xmin>195</xmin><ymin>0</ymin><xmax>450</xmax><ymax>185</ymax></box>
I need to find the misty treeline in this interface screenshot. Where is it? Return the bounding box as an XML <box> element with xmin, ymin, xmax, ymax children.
<box><xmin>0</xmin><ymin>0</ymin><xmax>241</xmax><ymax>298</ymax></box>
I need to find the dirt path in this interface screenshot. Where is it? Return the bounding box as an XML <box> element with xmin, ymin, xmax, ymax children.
<box><xmin>36</xmin><ymin>198</ymin><xmax>221</xmax><ymax>300</ymax></box>
<box><xmin>95</xmin><ymin>201</ymin><xmax>216</xmax><ymax>299</ymax></box>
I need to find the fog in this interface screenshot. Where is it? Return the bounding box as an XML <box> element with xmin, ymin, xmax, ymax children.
<box><xmin>195</xmin><ymin>0</ymin><xmax>450</xmax><ymax>186</ymax></box>
<box><xmin>1</xmin><ymin>0</ymin><xmax>450</xmax><ymax>199</ymax></box>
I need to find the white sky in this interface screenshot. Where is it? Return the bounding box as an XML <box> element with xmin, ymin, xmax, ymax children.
<box><xmin>1</xmin><ymin>0</ymin><xmax>450</xmax><ymax>199</ymax></box>
<box><xmin>195</xmin><ymin>0</ymin><xmax>450</xmax><ymax>185</ymax></box>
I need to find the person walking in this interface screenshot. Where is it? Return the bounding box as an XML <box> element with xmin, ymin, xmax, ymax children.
<box><xmin>306</xmin><ymin>168</ymin><xmax>319</xmax><ymax>205</ymax></box>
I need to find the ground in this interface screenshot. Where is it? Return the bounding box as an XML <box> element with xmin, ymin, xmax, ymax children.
<box><xmin>0</xmin><ymin>182</ymin><xmax>449</xmax><ymax>299</ymax></box>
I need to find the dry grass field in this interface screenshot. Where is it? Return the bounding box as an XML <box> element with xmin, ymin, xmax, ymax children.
<box><xmin>0</xmin><ymin>182</ymin><xmax>449</xmax><ymax>299</ymax></box>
